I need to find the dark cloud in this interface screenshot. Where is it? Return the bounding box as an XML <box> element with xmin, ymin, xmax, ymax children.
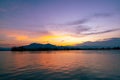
<box><xmin>75</xmin><ymin>25</ymin><xmax>91</xmax><ymax>34</ymax></box>
<box><xmin>45</xmin><ymin>24</ymin><xmax>91</xmax><ymax>37</ymax></box>
<box><xmin>67</xmin><ymin>13</ymin><xmax>113</xmax><ymax>25</ymax></box>
<box><xmin>63</xmin><ymin>13</ymin><xmax>116</xmax><ymax>37</ymax></box>
<box><xmin>31</xmin><ymin>30</ymin><xmax>52</xmax><ymax>36</ymax></box>
<box><xmin>67</xmin><ymin>18</ymin><xmax>89</xmax><ymax>25</ymax></box>
<box><xmin>44</xmin><ymin>12</ymin><xmax>118</xmax><ymax>38</ymax></box>
<box><xmin>83</xmin><ymin>28</ymin><xmax>120</xmax><ymax>35</ymax></box>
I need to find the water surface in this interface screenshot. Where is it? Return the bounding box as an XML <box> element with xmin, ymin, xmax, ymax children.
<box><xmin>0</xmin><ymin>50</ymin><xmax>120</xmax><ymax>80</ymax></box>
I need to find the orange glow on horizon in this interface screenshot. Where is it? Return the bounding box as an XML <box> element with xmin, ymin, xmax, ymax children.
<box><xmin>16</xmin><ymin>36</ymin><xmax>28</xmax><ymax>41</ymax></box>
<box><xmin>1</xmin><ymin>28</ymin><xmax>119</xmax><ymax>47</ymax></box>
<box><xmin>39</xmin><ymin>35</ymin><xmax>83</xmax><ymax>46</ymax></box>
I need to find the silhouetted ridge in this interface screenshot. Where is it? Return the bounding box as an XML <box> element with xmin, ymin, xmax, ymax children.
<box><xmin>24</xmin><ymin>43</ymin><xmax>56</xmax><ymax>49</ymax></box>
<box><xmin>11</xmin><ymin>38</ymin><xmax>120</xmax><ymax>51</ymax></box>
<box><xmin>76</xmin><ymin>38</ymin><xmax>120</xmax><ymax>48</ymax></box>
<box><xmin>11</xmin><ymin>43</ymin><xmax>60</xmax><ymax>51</ymax></box>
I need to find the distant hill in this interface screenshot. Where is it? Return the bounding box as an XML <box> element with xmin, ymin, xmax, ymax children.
<box><xmin>23</xmin><ymin>43</ymin><xmax>57</xmax><ymax>49</ymax></box>
<box><xmin>76</xmin><ymin>38</ymin><xmax>120</xmax><ymax>48</ymax></box>
<box><xmin>11</xmin><ymin>38</ymin><xmax>120</xmax><ymax>51</ymax></box>
<box><xmin>11</xmin><ymin>43</ymin><xmax>70</xmax><ymax>51</ymax></box>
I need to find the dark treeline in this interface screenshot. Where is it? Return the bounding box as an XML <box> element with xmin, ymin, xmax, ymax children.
<box><xmin>11</xmin><ymin>45</ymin><xmax>120</xmax><ymax>51</ymax></box>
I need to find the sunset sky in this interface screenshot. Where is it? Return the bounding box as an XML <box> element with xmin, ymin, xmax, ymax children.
<box><xmin>0</xmin><ymin>0</ymin><xmax>120</xmax><ymax>47</ymax></box>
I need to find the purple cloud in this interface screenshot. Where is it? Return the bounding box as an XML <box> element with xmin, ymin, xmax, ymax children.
<box><xmin>83</xmin><ymin>28</ymin><xmax>120</xmax><ymax>35</ymax></box>
<box><xmin>75</xmin><ymin>25</ymin><xmax>91</xmax><ymax>34</ymax></box>
<box><xmin>67</xmin><ymin>13</ymin><xmax>113</xmax><ymax>25</ymax></box>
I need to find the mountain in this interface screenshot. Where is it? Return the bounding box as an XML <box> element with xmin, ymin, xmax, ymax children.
<box><xmin>11</xmin><ymin>43</ymin><xmax>81</xmax><ymax>51</ymax></box>
<box><xmin>76</xmin><ymin>38</ymin><xmax>120</xmax><ymax>48</ymax></box>
<box><xmin>23</xmin><ymin>43</ymin><xmax>56</xmax><ymax>49</ymax></box>
<box><xmin>11</xmin><ymin>38</ymin><xmax>120</xmax><ymax>51</ymax></box>
<box><xmin>11</xmin><ymin>43</ymin><xmax>59</xmax><ymax>51</ymax></box>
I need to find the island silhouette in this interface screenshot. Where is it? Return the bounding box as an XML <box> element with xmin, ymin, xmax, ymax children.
<box><xmin>11</xmin><ymin>38</ymin><xmax>120</xmax><ymax>51</ymax></box>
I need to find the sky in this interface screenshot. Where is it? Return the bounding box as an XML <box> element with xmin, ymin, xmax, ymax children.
<box><xmin>0</xmin><ymin>0</ymin><xmax>120</xmax><ymax>47</ymax></box>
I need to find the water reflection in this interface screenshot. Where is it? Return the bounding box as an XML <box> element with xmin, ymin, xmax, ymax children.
<box><xmin>0</xmin><ymin>50</ymin><xmax>120</xmax><ymax>80</ymax></box>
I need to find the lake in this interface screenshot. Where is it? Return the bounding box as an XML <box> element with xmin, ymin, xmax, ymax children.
<box><xmin>0</xmin><ymin>50</ymin><xmax>120</xmax><ymax>80</ymax></box>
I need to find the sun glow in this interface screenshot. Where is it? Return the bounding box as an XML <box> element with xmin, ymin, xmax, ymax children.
<box><xmin>39</xmin><ymin>35</ymin><xmax>83</xmax><ymax>46</ymax></box>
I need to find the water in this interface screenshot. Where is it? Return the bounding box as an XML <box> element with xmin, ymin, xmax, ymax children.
<box><xmin>0</xmin><ymin>50</ymin><xmax>120</xmax><ymax>80</ymax></box>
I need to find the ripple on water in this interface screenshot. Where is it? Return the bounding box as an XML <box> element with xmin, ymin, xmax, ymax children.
<box><xmin>0</xmin><ymin>50</ymin><xmax>120</xmax><ymax>80</ymax></box>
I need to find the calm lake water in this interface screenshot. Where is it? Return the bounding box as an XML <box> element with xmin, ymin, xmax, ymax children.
<box><xmin>0</xmin><ymin>50</ymin><xmax>120</xmax><ymax>80</ymax></box>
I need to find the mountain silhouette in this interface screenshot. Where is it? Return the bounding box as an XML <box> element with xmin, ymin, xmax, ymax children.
<box><xmin>23</xmin><ymin>43</ymin><xmax>56</xmax><ymax>49</ymax></box>
<box><xmin>76</xmin><ymin>38</ymin><xmax>120</xmax><ymax>48</ymax></box>
<box><xmin>11</xmin><ymin>38</ymin><xmax>120</xmax><ymax>51</ymax></box>
<box><xmin>11</xmin><ymin>43</ymin><xmax>58</xmax><ymax>51</ymax></box>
